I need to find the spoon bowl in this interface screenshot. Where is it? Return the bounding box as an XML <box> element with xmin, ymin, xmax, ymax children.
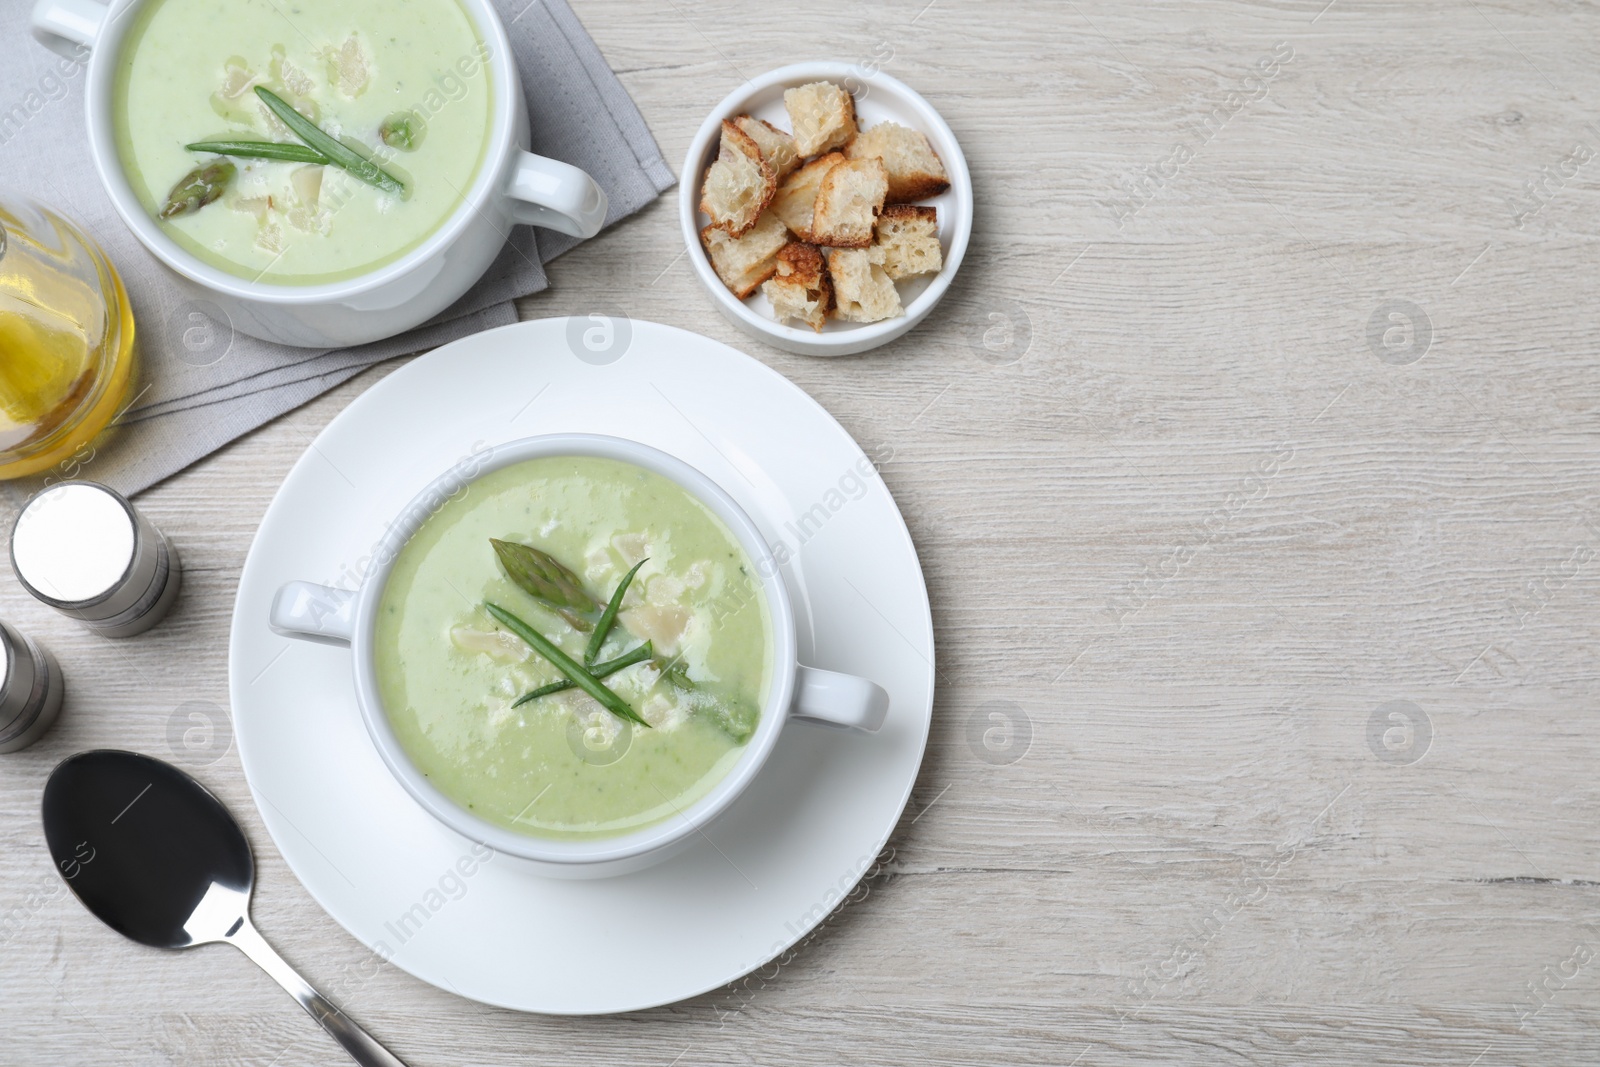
<box><xmin>43</xmin><ymin>749</ymin><xmax>250</xmax><ymax>948</ymax></box>
<box><xmin>43</xmin><ymin>750</ymin><xmax>411</xmax><ymax>1067</ymax></box>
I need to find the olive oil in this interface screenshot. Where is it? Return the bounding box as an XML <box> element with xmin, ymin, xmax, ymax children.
<box><xmin>0</xmin><ymin>194</ymin><xmax>136</xmax><ymax>480</ymax></box>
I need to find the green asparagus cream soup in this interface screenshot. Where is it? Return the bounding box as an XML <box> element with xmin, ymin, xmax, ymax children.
<box><xmin>374</xmin><ymin>457</ymin><xmax>773</xmax><ymax>840</ymax></box>
<box><xmin>114</xmin><ymin>0</ymin><xmax>494</xmax><ymax>284</ymax></box>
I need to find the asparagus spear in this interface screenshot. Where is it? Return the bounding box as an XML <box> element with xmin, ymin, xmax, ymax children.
<box><xmin>490</xmin><ymin>538</ymin><xmax>600</xmax><ymax>631</ymax></box>
<box><xmin>485</xmin><ymin>603</ymin><xmax>649</xmax><ymax>728</ymax></box>
<box><xmin>701</xmin><ymin>696</ymin><xmax>759</xmax><ymax>744</ymax></box>
<box><xmin>160</xmin><ymin>160</ymin><xmax>235</xmax><ymax>218</ymax></box>
<box><xmin>652</xmin><ymin>655</ymin><xmax>695</xmax><ymax>691</ymax></box>
<box><xmin>379</xmin><ymin>112</ymin><xmax>425</xmax><ymax>151</ymax></box>
<box><xmin>512</xmin><ymin>641</ymin><xmax>654</xmax><ymax>708</ymax></box>
<box><xmin>584</xmin><ymin>558</ymin><xmax>647</xmax><ymax>665</ymax></box>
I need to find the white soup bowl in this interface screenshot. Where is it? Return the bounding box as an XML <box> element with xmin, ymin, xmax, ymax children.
<box><xmin>31</xmin><ymin>0</ymin><xmax>608</xmax><ymax>348</ymax></box>
<box><xmin>267</xmin><ymin>434</ymin><xmax>889</xmax><ymax>878</ymax></box>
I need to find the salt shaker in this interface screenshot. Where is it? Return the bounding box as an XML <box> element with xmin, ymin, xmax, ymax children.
<box><xmin>10</xmin><ymin>481</ymin><xmax>181</xmax><ymax>637</ymax></box>
<box><xmin>0</xmin><ymin>621</ymin><xmax>63</xmax><ymax>752</ymax></box>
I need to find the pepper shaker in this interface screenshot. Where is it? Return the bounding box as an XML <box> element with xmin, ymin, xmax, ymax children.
<box><xmin>10</xmin><ymin>481</ymin><xmax>181</xmax><ymax>638</ymax></box>
<box><xmin>0</xmin><ymin>621</ymin><xmax>63</xmax><ymax>752</ymax></box>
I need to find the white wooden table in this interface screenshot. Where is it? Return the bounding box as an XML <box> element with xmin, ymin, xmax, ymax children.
<box><xmin>4</xmin><ymin>1</ymin><xmax>1599</xmax><ymax>1063</ymax></box>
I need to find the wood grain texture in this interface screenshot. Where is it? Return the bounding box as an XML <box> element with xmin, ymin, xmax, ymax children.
<box><xmin>4</xmin><ymin>0</ymin><xmax>1600</xmax><ymax>1063</ymax></box>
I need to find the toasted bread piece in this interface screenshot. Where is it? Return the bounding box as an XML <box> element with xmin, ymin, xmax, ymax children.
<box><xmin>770</xmin><ymin>151</ymin><xmax>844</xmax><ymax>241</ymax></box>
<box><xmin>874</xmin><ymin>204</ymin><xmax>942</xmax><ymax>279</ymax></box>
<box><xmin>846</xmin><ymin>121</ymin><xmax>951</xmax><ymax>203</ymax></box>
<box><xmin>701</xmin><ymin>211</ymin><xmax>789</xmax><ymax>298</ymax></box>
<box><xmin>811</xmin><ymin>157</ymin><xmax>888</xmax><ymax>249</ymax></box>
<box><xmin>828</xmin><ymin>247</ymin><xmax>902</xmax><ymax>323</ymax></box>
<box><xmin>699</xmin><ymin>120</ymin><xmax>775</xmax><ymax>236</ymax></box>
<box><xmin>733</xmin><ymin>115</ymin><xmax>800</xmax><ymax>181</ymax></box>
<box><xmin>761</xmin><ymin>242</ymin><xmax>833</xmax><ymax>332</ymax></box>
<box><xmin>783</xmin><ymin>81</ymin><xmax>858</xmax><ymax>156</ymax></box>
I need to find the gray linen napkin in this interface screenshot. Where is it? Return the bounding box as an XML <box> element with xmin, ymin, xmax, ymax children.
<box><xmin>0</xmin><ymin>0</ymin><xmax>675</xmax><ymax>495</ymax></box>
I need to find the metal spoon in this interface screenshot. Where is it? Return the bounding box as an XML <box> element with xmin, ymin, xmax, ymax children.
<box><xmin>42</xmin><ymin>750</ymin><xmax>410</xmax><ymax>1067</ymax></box>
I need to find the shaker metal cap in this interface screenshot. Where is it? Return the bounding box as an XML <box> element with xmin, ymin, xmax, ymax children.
<box><xmin>0</xmin><ymin>621</ymin><xmax>64</xmax><ymax>752</ymax></box>
<box><xmin>12</xmin><ymin>482</ymin><xmax>137</xmax><ymax>606</ymax></box>
<box><xmin>0</xmin><ymin>626</ymin><xmax>14</xmax><ymax>734</ymax></box>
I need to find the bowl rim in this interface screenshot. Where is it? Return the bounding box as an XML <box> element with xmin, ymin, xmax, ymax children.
<box><xmin>346</xmin><ymin>433</ymin><xmax>800</xmax><ymax>865</ymax></box>
<box><xmin>678</xmin><ymin>60</ymin><xmax>974</xmax><ymax>355</ymax></box>
<box><xmin>82</xmin><ymin>0</ymin><xmax>520</xmax><ymax>301</ymax></box>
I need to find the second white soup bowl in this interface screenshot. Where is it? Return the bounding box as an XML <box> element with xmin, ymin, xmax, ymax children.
<box><xmin>267</xmin><ymin>434</ymin><xmax>890</xmax><ymax>878</ymax></box>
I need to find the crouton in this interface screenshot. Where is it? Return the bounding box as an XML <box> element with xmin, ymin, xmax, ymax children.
<box><xmin>770</xmin><ymin>151</ymin><xmax>844</xmax><ymax>241</ymax></box>
<box><xmin>701</xmin><ymin>211</ymin><xmax>790</xmax><ymax>298</ymax></box>
<box><xmin>874</xmin><ymin>204</ymin><xmax>942</xmax><ymax>279</ymax></box>
<box><xmin>761</xmin><ymin>242</ymin><xmax>833</xmax><ymax>331</ymax></box>
<box><xmin>846</xmin><ymin>121</ymin><xmax>951</xmax><ymax>203</ymax></box>
<box><xmin>783</xmin><ymin>81</ymin><xmax>857</xmax><ymax>156</ymax></box>
<box><xmin>699</xmin><ymin>120</ymin><xmax>775</xmax><ymax>236</ymax></box>
<box><xmin>811</xmin><ymin>157</ymin><xmax>888</xmax><ymax>249</ymax></box>
<box><xmin>828</xmin><ymin>247</ymin><xmax>901</xmax><ymax>323</ymax></box>
<box><xmin>733</xmin><ymin>115</ymin><xmax>800</xmax><ymax>181</ymax></box>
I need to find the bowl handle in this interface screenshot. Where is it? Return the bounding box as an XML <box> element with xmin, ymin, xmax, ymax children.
<box><xmin>31</xmin><ymin>0</ymin><xmax>104</xmax><ymax>59</ymax></box>
<box><xmin>269</xmin><ymin>581</ymin><xmax>355</xmax><ymax>647</ymax></box>
<box><xmin>789</xmin><ymin>666</ymin><xmax>889</xmax><ymax>733</ymax></box>
<box><xmin>506</xmin><ymin>152</ymin><xmax>608</xmax><ymax>239</ymax></box>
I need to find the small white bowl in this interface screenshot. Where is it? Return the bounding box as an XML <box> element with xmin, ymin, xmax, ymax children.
<box><xmin>680</xmin><ymin>61</ymin><xmax>973</xmax><ymax>357</ymax></box>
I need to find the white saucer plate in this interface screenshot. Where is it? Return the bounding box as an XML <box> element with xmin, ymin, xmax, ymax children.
<box><xmin>227</xmin><ymin>318</ymin><xmax>934</xmax><ymax>1013</ymax></box>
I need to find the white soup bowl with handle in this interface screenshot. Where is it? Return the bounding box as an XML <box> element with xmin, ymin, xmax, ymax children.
<box><xmin>30</xmin><ymin>0</ymin><xmax>608</xmax><ymax>348</ymax></box>
<box><xmin>266</xmin><ymin>433</ymin><xmax>890</xmax><ymax>878</ymax></box>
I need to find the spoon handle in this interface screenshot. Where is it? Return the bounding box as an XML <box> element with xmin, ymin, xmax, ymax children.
<box><xmin>228</xmin><ymin>919</ymin><xmax>411</xmax><ymax>1067</ymax></box>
